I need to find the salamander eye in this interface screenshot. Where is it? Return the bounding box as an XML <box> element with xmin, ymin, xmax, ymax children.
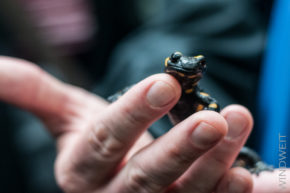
<box><xmin>194</xmin><ymin>55</ymin><xmax>204</xmax><ymax>60</ymax></box>
<box><xmin>170</xmin><ymin>51</ymin><xmax>182</xmax><ymax>62</ymax></box>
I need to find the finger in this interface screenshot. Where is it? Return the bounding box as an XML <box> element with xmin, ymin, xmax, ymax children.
<box><xmin>56</xmin><ymin>74</ymin><xmax>181</xmax><ymax>189</ymax></box>
<box><xmin>168</xmin><ymin>105</ymin><xmax>253</xmax><ymax>193</ymax></box>
<box><xmin>253</xmin><ymin>169</ymin><xmax>290</xmax><ymax>193</ymax></box>
<box><xmin>0</xmin><ymin>56</ymin><xmax>106</xmax><ymax>136</ymax></box>
<box><xmin>216</xmin><ymin>167</ymin><xmax>253</xmax><ymax>193</ymax></box>
<box><xmin>105</xmin><ymin>111</ymin><xmax>227</xmax><ymax>193</ymax></box>
<box><xmin>0</xmin><ymin>56</ymin><xmax>63</xmax><ymax>113</ymax></box>
<box><xmin>125</xmin><ymin>132</ymin><xmax>154</xmax><ymax>160</ymax></box>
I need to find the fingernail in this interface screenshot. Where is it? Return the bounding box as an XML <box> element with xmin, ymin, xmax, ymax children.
<box><xmin>191</xmin><ymin>122</ymin><xmax>223</xmax><ymax>149</ymax></box>
<box><xmin>146</xmin><ymin>81</ymin><xmax>176</xmax><ymax>107</ymax></box>
<box><xmin>225</xmin><ymin>113</ymin><xmax>248</xmax><ymax>140</ymax></box>
<box><xmin>228</xmin><ymin>176</ymin><xmax>247</xmax><ymax>193</ymax></box>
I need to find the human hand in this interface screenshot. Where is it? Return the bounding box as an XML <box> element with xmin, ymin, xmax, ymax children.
<box><xmin>0</xmin><ymin>56</ymin><xmax>255</xmax><ymax>193</ymax></box>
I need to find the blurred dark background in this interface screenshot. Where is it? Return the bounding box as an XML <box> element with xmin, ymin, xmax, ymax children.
<box><xmin>0</xmin><ymin>0</ymin><xmax>273</xmax><ymax>192</ymax></box>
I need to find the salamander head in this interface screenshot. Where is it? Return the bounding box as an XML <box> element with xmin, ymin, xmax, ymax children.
<box><xmin>164</xmin><ymin>51</ymin><xmax>206</xmax><ymax>85</ymax></box>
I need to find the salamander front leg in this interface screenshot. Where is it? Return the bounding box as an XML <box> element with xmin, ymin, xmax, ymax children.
<box><xmin>196</xmin><ymin>90</ymin><xmax>220</xmax><ymax>112</ymax></box>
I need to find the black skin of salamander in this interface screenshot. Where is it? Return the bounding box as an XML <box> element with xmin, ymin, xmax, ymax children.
<box><xmin>108</xmin><ymin>51</ymin><xmax>273</xmax><ymax>175</ymax></box>
<box><xmin>164</xmin><ymin>51</ymin><xmax>219</xmax><ymax>125</ymax></box>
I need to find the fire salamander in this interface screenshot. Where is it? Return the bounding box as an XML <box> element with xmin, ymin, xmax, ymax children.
<box><xmin>164</xmin><ymin>51</ymin><xmax>219</xmax><ymax>125</ymax></box>
<box><xmin>108</xmin><ymin>51</ymin><xmax>273</xmax><ymax>175</ymax></box>
<box><xmin>164</xmin><ymin>51</ymin><xmax>273</xmax><ymax>175</ymax></box>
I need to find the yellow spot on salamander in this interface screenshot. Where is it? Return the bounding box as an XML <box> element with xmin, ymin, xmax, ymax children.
<box><xmin>196</xmin><ymin>104</ymin><xmax>204</xmax><ymax>111</ymax></box>
<box><xmin>165</xmin><ymin>69</ymin><xmax>185</xmax><ymax>77</ymax></box>
<box><xmin>200</xmin><ymin>92</ymin><xmax>209</xmax><ymax>96</ymax></box>
<box><xmin>192</xmin><ymin>82</ymin><xmax>198</xmax><ymax>86</ymax></box>
<box><xmin>178</xmin><ymin>72</ymin><xmax>185</xmax><ymax>77</ymax></box>
<box><xmin>194</xmin><ymin>55</ymin><xmax>204</xmax><ymax>59</ymax></box>
<box><xmin>165</xmin><ymin>57</ymin><xmax>169</xmax><ymax>67</ymax></box>
<box><xmin>209</xmin><ymin>103</ymin><xmax>218</xmax><ymax>109</ymax></box>
<box><xmin>165</xmin><ymin>69</ymin><xmax>172</xmax><ymax>73</ymax></box>
<box><xmin>187</xmin><ymin>74</ymin><xmax>197</xmax><ymax>79</ymax></box>
<box><xmin>175</xmin><ymin>51</ymin><xmax>182</xmax><ymax>56</ymax></box>
<box><xmin>185</xmin><ymin>88</ymin><xmax>194</xmax><ymax>94</ymax></box>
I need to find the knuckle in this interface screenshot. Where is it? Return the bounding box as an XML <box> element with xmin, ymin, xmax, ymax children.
<box><xmin>89</xmin><ymin>122</ymin><xmax>126</xmax><ymax>161</ymax></box>
<box><xmin>127</xmin><ymin>168</ymin><xmax>150</xmax><ymax>192</ymax></box>
<box><xmin>167</xmin><ymin>145</ymin><xmax>197</xmax><ymax>166</ymax></box>
<box><xmin>126</xmin><ymin>159</ymin><xmax>162</xmax><ymax>193</ymax></box>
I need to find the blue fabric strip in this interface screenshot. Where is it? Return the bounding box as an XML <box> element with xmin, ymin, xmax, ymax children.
<box><xmin>258</xmin><ymin>0</ymin><xmax>290</xmax><ymax>167</ymax></box>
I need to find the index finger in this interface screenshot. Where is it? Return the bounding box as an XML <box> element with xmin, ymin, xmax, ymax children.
<box><xmin>58</xmin><ymin>74</ymin><xmax>181</xmax><ymax>186</ymax></box>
